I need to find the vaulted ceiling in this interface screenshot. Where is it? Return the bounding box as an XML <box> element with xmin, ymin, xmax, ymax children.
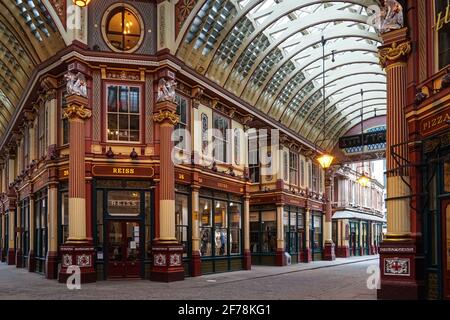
<box><xmin>176</xmin><ymin>0</ymin><xmax>386</xmax><ymax>150</ymax></box>
<box><xmin>0</xmin><ymin>0</ymin><xmax>65</xmax><ymax>138</ymax></box>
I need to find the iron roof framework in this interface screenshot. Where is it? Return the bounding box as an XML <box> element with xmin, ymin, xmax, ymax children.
<box><xmin>177</xmin><ymin>0</ymin><xmax>386</xmax><ymax>149</ymax></box>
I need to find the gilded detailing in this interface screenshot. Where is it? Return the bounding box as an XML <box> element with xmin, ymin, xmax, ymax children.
<box><xmin>378</xmin><ymin>41</ymin><xmax>412</xmax><ymax>67</ymax></box>
<box><xmin>63</xmin><ymin>104</ymin><xmax>92</xmax><ymax>120</ymax></box>
<box><xmin>153</xmin><ymin>110</ymin><xmax>179</xmax><ymax>125</ymax></box>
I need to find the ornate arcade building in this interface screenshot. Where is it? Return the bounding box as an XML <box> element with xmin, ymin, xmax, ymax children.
<box><xmin>0</xmin><ymin>0</ymin><xmax>391</xmax><ymax>285</ymax></box>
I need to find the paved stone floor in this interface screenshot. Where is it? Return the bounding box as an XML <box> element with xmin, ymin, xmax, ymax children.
<box><xmin>0</xmin><ymin>256</ymin><xmax>379</xmax><ymax>300</ymax></box>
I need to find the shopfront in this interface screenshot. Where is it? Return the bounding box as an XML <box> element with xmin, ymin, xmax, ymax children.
<box><xmin>199</xmin><ymin>189</ymin><xmax>243</xmax><ymax>273</ymax></box>
<box><xmin>423</xmin><ymin>132</ymin><xmax>450</xmax><ymax>299</ymax></box>
<box><xmin>93</xmin><ymin>179</ymin><xmax>153</xmax><ymax>280</ymax></box>
<box><xmin>34</xmin><ymin>190</ymin><xmax>47</xmax><ymax>274</ymax></box>
<box><xmin>349</xmin><ymin>220</ymin><xmax>360</xmax><ymax>256</ymax></box>
<box><xmin>175</xmin><ymin>184</ymin><xmax>191</xmax><ymax>276</ymax></box>
<box><xmin>19</xmin><ymin>198</ymin><xmax>30</xmax><ymax>269</ymax></box>
<box><xmin>284</xmin><ymin>206</ymin><xmax>305</xmax><ymax>264</ymax></box>
<box><xmin>310</xmin><ymin>211</ymin><xmax>323</xmax><ymax>261</ymax></box>
<box><xmin>250</xmin><ymin>204</ymin><xmax>277</xmax><ymax>265</ymax></box>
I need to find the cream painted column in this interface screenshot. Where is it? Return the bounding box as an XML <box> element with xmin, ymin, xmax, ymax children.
<box><xmin>47</xmin><ymin>185</ymin><xmax>58</xmax><ymax>253</ymax></box>
<box><xmin>191</xmin><ymin>187</ymin><xmax>200</xmax><ymax>253</ymax></box>
<box><xmin>276</xmin><ymin>204</ymin><xmax>284</xmax><ymax>250</ymax></box>
<box><xmin>243</xmin><ymin>196</ymin><xmax>250</xmax><ymax>253</ymax></box>
<box><xmin>305</xmin><ymin>207</ymin><xmax>311</xmax><ymax>249</ymax></box>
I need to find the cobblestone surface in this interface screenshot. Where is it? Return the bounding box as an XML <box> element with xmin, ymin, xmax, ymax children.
<box><xmin>0</xmin><ymin>256</ymin><xmax>378</xmax><ymax>300</ymax></box>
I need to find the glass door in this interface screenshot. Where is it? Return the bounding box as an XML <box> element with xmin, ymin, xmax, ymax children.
<box><xmin>107</xmin><ymin>220</ymin><xmax>141</xmax><ymax>278</ymax></box>
<box><xmin>442</xmin><ymin>201</ymin><xmax>450</xmax><ymax>299</ymax></box>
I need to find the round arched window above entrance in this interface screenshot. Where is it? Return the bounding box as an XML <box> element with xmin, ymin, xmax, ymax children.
<box><xmin>101</xmin><ymin>4</ymin><xmax>144</xmax><ymax>53</ymax></box>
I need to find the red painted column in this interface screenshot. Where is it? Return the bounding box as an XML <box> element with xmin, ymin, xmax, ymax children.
<box><xmin>150</xmin><ymin>71</ymin><xmax>184</xmax><ymax>282</ymax></box>
<box><xmin>58</xmin><ymin>94</ymin><xmax>96</xmax><ymax>284</ymax></box>
<box><xmin>378</xmin><ymin>27</ymin><xmax>424</xmax><ymax>299</ymax></box>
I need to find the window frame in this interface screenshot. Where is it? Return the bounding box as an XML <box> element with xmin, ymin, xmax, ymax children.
<box><xmin>212</xmin><ymin>111</ymin><xmax>231</xmax><ymax>164</ymax></box>
<box><xmin>104</xmin><ymin>82</ymin><xmax>144</xmax><ymax>144</ymax></box>
<box><xmin>101</xmin><ymin>3</ymin><xmax>145</xmax><ymax>54</ymax></box>
<box><xmin>174</xmin><ymin>94</ymin><xmax>190</xmax><ymax>151</ymax></box>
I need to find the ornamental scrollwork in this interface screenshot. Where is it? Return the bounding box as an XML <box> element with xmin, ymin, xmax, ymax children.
<box><xmin>63</xmin><ymin>104</ymin><xmax>92</xmax><ymax>120</ymax></box>
<box><xmin>378</xmin><ymin>41</ymin><xmax>411</xmax><ymax>67</ymax></box>
<box><xmin>153</xmin><ymin>110</ymin><xmax>179</xmax><ymax>125</ymax></box>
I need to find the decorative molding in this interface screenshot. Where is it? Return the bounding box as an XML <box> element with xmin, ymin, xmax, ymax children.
<box><xmin>63</xmin><ymin>104</ymin><xmax>92</xmax><ymax>120</ymax></box>
<box><xmin>175</xmin><ymin>0</ymin><xmax>196</xmax><ymax>38</ymax></box>
<box><xmin>378</xmin><ymin>41</ymin><xmax>412</xmax><ymax>67</ymax></box>
<box><xmin>153</xmin><ymin>110</ymin><xmax>179</xmax><ymax>125</ymax></box>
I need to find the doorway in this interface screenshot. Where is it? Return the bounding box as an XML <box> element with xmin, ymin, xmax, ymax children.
<box><xmin>107</xmin><ymin>220</ymin><xmax>141</xmax><ymax>278</ymax></box>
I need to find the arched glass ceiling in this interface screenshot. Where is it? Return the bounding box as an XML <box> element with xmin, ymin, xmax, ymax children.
<box><xmin>177</xmin><ymin>0</ymin><xmax>386</xmax><ymax>149</ymax></box>
<box><xmin>0</xmin><ymin>0</ymin><xmax>64</xmax><ymax>141</ymax></box>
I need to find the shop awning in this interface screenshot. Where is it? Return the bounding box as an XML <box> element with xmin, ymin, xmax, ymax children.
<box><xmin>332</xmin><ymin>210</ymin><xmax>386</xmax><ymax>223</ymax></box>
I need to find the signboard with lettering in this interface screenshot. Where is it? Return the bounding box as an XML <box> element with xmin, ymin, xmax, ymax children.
<box><xmin>419</xmin><ymin>107</ymin><xmax>450</xmax><ymax>136</ymax></box>
<box><xmin>92</xmin><ymin>165</ymin><xmax>154</xmax><ymax>178</ymax></box>
<box><xmin>338</xmin><ymin>130</ymin><xmax>386</xmax><ymax>149</ymax></box>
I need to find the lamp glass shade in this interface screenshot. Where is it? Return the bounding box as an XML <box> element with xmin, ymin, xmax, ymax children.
<box><xmin>317</xmin><ymin>153</ymin><xmax>334</xmax><ymax>169</ymax></box>
<box><xmin>74</xmin><ymin>0</ymin><xmax>91</xmax><ymax>7</ymax></box>
<box><xmin>357</xmin><ymin>174</ymin><xmax>370</xmax><ymax>187</ymax></box>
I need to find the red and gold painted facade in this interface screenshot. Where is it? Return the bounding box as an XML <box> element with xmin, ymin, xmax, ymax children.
<box><xmin>0</xmin><ymin>0</ymin><xmax>382</xmax><ymax>284</ymax></box>
<box><xmin>378</xmin><ymin>0</ymin><xmax>450</xmax><ymax>300</ymax></box>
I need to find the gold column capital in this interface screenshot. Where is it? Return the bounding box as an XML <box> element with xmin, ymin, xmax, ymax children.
<box><xmin>153</xmin><ymin>109</ymin><xmax>179</xmax><ymax>125</ymax></box>
<box><xmin>63</xmin><ymin>103</ymin><xmax>92</xmax><ymax>120</ymax></box>
<box><xmin>378</xmin><ymin>41</ymin><xmax>412</xmax><ymax>68</ymax></box>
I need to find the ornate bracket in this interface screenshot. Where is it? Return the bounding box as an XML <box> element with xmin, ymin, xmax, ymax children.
<box><xmin>153</xmin><ymin>110</ymin><xmax>179</xmax><ymax>126</ymax></box>
<box><xmin>378</xmin><ymin>41</ymin><xmax>411</xmax><ymax>68</ymax></box>
<box><xmin>63</xmin><ymin>104</ymin><xmax>92</xmax><ymax>120</ymax></box>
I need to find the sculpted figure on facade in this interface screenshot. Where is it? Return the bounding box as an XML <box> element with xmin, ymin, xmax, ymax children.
<box><xmin>373</xmin><ymin>0</ymin><xmax>404</xmax><ymax>34</ymax></box>
<box><xmin>156</xmin><ymin>78</ymin><xmax>177</xmax><ymax>103</ymax></box>
<box><xmin>64</xmin><ymin>72</ymin><xmax>88</xmax><ymax>98</ymax></box>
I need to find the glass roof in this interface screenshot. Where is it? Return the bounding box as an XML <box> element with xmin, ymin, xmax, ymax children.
<box><xmin>177</xmin><ymin>0</ymin><xmax>386</xmax><ymax>149</ymax></box>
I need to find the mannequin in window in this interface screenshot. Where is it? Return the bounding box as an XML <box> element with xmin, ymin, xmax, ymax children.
<box><xmin>200</xmin><ymin>229</ymin><xmax>210</xmax><ymax>256</ymax></box>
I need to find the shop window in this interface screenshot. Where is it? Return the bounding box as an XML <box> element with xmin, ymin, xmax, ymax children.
<box><xmin>200</xmin><ymin>198</ymin><xmax>213</xmax><ymax>256</ymax></box>
<box><xmin>144</xmin><ymin>192</ymin><xmax>151</xmax><ymax>260</ymax></box>
<box><xmin>199</xmin><ymin>193</ymin><xmax>242</xmax><ymax>258</ymax></box>
<box><xmin>174</xmin><ymin>95</ymin><xmax>188</xmax><ymax>150</ymax></box>
<box><xmin>175</xmin><ymin>193</ymin><xmax>189</xmax><ymax>257</ymax></box>
<box><xmin>229</xmin><ymin>202</ymin><xmax>241</xmax><ymax>255</ymax></box>
<box><xmin>96</xmin><ymin>190</ymin><xmax>103</xmax><ymax>257</ymax></box>
<box><xmin>107</xmin><ymin>191</ymin><xmax>141</xmax><ymax>216</ymax></box>
<box><xmin>289</xmin><ymin>152</ymin><xmax>298</xmax><ymax>186</ymax></box>
<box><xmin>250</xmin><ymin>210</ymin><xmax>276</xmax><ymax>253</ymax></box>
<box><xmin>61</xmin><ymin>192</ymin><xmax>69</xmax><ymax>243</ymax></box>
<box><xmin>436</xmin><ymin>0</ymin><xmax>450</xmax><ymax>69</ymax></box>
<box><xmin>35</xmin><ymin>191</ymin><xmax>47</xmax><ymax>272</ymax></box>
<box><xmin>106</xmin><ymin>85</ymin><xmax>141</xmax><ymax>142</ymax></box>
<box><xmin>102</xmin><ymin>4</ymin><xmax>144</xmax><ymax>53</ymax></box>
<box><xmin>213</xmin><ymin>112</ymin><xmax>230</xmax><ymax>163</ymax></box>
<box><xmin>21</xmin><ymin>200</ymin><xmax>30</xmax><ymax>261</ymax></box>
<box><xmin>312</xmin><ymin>214</ymin><xmax>322</xmax><ymax>251</ymax></box>
<box><xmin>214</xmin><ymin>200</ymin><xmax>228</xmax><ymax>256</ymax></box>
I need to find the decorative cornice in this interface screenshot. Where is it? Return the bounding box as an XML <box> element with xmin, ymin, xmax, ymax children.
<box><xmin>153</xmin><ymin>110</ymin><xmax>179</xmax><ymax>125</ymax></box>
<box><xmin>378</xmin><ymin>41</ymin><xmax>411</xmax><ymax>68</ymax></box>
<box><xmin>63</xmin><ymin>104</ymin><xmax>92</xmax><ymax>120</ymax></box>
